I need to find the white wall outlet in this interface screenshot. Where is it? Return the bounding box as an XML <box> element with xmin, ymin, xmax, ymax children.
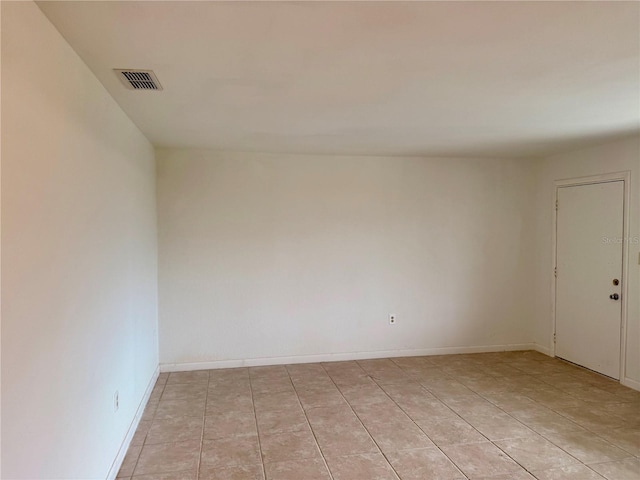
<box><xmin>113</xmin><ymin>391</ymin><xmax>119</xmax><ymax>412</ymax></box>
<box><xmin>389</xmin><ymin>314</ymin><xmax>397</xmax><ymax>325</ymax></box>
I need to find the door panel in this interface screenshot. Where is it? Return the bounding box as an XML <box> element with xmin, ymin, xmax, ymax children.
<box><xmin>555</xmin><ymin>181</ymin><xmax>624</xmax><ymax>379</ymax></box>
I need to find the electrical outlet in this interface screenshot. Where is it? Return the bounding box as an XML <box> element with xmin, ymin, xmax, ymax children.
<box><xmin>114</xmin><ymin>391</ymin><xmax>119</xmax><ymax>412</ymax></box>
<box><xmin>389</xmin><ymin>314</ymin><xmax>397</xmax><ymax>325</ymax></box>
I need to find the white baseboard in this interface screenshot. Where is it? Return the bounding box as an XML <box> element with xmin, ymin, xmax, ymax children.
<box><xmin>621</xmin><ymin>377</ymin><xmax>640</xmax><ymax>392</ymax></box>
<box><xmin>106</xmin><ymin>366</ymin><xmax>160</xmax><ymax>480</ymax></box>
<box><xmin>160</xmin><ymin>343</ymin><xmax>538</xmax><ymax>373</ymax></box>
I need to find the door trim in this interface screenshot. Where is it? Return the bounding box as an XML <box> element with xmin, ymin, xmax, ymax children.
<box><xmin>551</xmin><ymin>171</ymin><xmax>631</xmax><ymax>383</ymax></box>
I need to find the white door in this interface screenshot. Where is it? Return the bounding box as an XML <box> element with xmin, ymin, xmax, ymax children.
<box><xmin>555</xmin><ymin>181</ymin><xmax>624</xmax><ymax>379</ymax></box>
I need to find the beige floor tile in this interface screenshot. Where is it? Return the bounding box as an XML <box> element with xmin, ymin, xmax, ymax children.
<box><xmin>441</xmin><ymin>442</ymin><xmax>523</xmax><ymax>478</ymax></box>
<box><xmin>131</xmin><ymin>420</ymin><xmax>152</xmax><ymax>447</ymax></box>
<box><xmin>475</xmin><ymin>471</ymin><xmax>535</xmax><ymax>480</ymax></box>
<box><xmin>510</xmin><ymin>409</ymin><xmax>585</xmax><ymax>437</ymax></box>
<box><xmin>594</xmin><ymin>426</ymin><xmax>640</xmax><ymax>456</ymax></box>
<box><xmin>155</xmin><ymin>397</ymin><xmax>206</xmax><ymax>419</ymax></box>
<box><xmin>290</xmin><ymin>376</ymin><xmax>335</xmax><ymax>391</ymax></box>
<box><xmin>464</xmin><ymin>412</ymin><xmax>536</xmax><ymax>441</ymax></box>
<box><xmin>118</xmin><ymin>352</ymin><xmax>640</xmax><ymax>480</ymax></box>
<box><xmin>531</xmin><ymin>464</ymin><xmax>605</xmax><ymax>480</ymax></box>
<box><xmin>208</xmin><ymin>368</ymin><xmax>248</xmax><ymax>382</ymax></box>
<box><xmin>249</xmin><ymin>366</ymin><xmax>289</xmax><ymax>379</ymax></box>
<box><xmin>410</xmin><ymin>370</ymin><xmax>452</xmax><ymax>383</ymax></box>
<box><xmin>264</xmin><ymin>457</ymin><xmax>331</xmax><ymax>480</ymax></box>
<box><xmin>589</xmin><ymin>457</ymin><xmax>640</xmax><ymax>480</ymax></box>
<box><xmin>133</xmin><ymin>472</ymin><xmax>197</xmax><ymax>480</ymax></box>
<box><xmin>134</xmin><ymin>441</ymin><xmax>200</xmax><ymax>476</ymax></box>
<box><xmin>398</xmin><ymin>398</ymin><xmax>459</xmax><ymax>422</ymax></box>
<box><xmin>147</xmin><ymin>416</ymin><xmax>204</xmax><ymax>445</ymax></box>
<box><xmin>482</xmin><ymin>364</ymin><xmax>526</xmax><ymax>377</ymax></box>
<box><xmin>601</xmin><ymin>401</ymin><xmax>640</xmax><ymax>419</ymax></box>
<box><xmin>562</xmin><ymin>386</ymin><xmax>624</xmax><ymax>405</ymax></box>
<box><xmin>484</xmin><ymin>394</ymin><xmax>543</xmax><ymax>414</ymax></box>
<box><xmin>253</xmin><ymin>391</ymin><xmax>300</xmax><ymax>413</ymax></box>
<box><xmin>204</xmin><ymin>411</ymin><xmax>258</xmax><ymax>439</ymax></box>
<box><xmin>557</xmin><ymin>406</ymin><xmax>627</xmax><ymax>432</ymax></box>
<box><xmin>494</xmin><ymin>435</ymin><xmax>579</xmax><ymax>471</ymax></box>
<box><xmin>256</xmin><ymin>407</ymin><xmax>308</xmax><ymax>435</ymax></box>
<box><xmin>250</xmin><ymin>377</ymin><xmax>294</xmax><ymax>395</ymax></box>
<box><xmin>259</xmin><ymin>429</ymin><xmax>320</xmax><ymax>463</ymax></box>
<box><xmin>370</xmin><ymin>371</ymin><xmax>416</xmax><ymax>386</ymax></box>
<box><xmin>201</xmin><ymin>436</ymin><xmax>261</xmax><ymax>469</ymax></box>
<box><xmin>611</xmin><ymin>388</ymin><xmax>640</xmax><ymax>403</ymax></box>
<box><xmin>421</xmin><ymin>379</ymin><xmax>476</xmax><ymax>399</ymax></box>
<box><xmin>415</xmin><ymin>416</ymin><xmax>486</xmax><ymax>446</ymax></box>
<box><xmin>442</xmin><ymin>366</ymin><xmax>488</xmax><ymax>380</ymax></box>
<box><xmin>311</xmin><ymin>417</ymin><xmax>378</xmax><ymax>458</ymax></box>
<box><xmin>206</xmin><ymin>393</ymin><xmax>254</xmax><ymax>415</ymax></box>
<box><xmin>305</xmin><ymin>405</ymin><xmax>358</xmax><ymax>427</ymax></box>
<box><xmin>365</xmin><ymin>420</ymin><xmax>435</xmax><ymax>453</ymax></box>
<box><xmin>118</xmin><ymin>443</ymin><xmax>143</xmax><ymax>477</ymax></box>
<box><xmin>162</xmin><ymin>383</ymin><xmax>208</xmax><ymax>402</ymax></box>
<box><xmin>380</xmin><ymin>382</ymin><xmax>435</xmax><ymax>401</ymax></box>
<box><xmin>351</xmin><ymin>402</ymin><xmax>409</xmax><ymax>426</ymax></box>
<box><xmin>207</xmin><ymin>390</ymin><xmax>253</xmax><ymax>403</ymax></box>
<box><xmin>321</xmin><ymin>361</ymin><xmax>364</xmax><ymax>373</ymax></box>
<box><xmin>544</xmin><ymin>430</ymin><xmax>631</xmax><ymax>464</ymax></box>
<box><xmin>537</xmin><ymin>373</ymin><xmax>590</xmax><ymax>389</ymax></box>
<box><xmin>296</xmin><ymin>387</ymin><xmax>346</xmax><ymax>410</ymax></box>
<box><xmin>329</xmin><ymin>374</ymin><xmax>374</xmax><ymax>387</ymax></box>
<box><xmin>326</xmin><ymin>452</ymin><xmax>398</xmax><ymax>480</ymax></box>
<box><xmin>285</xmin><ymin>363</ymin><xmax>326</xmax><ymax>377</ymax></box>
<box><xmin>338</xmin><ymin>384</ymin><xmax>391</xmax><ymax>406</ymax></box>
<box><xmin>442</xmin><ymin>395</ymin><xmax>504</xmax><ymax>418</ymax></box>
<box><xmin>167</xmin><ymin>371</ymin><xmax>210</xmax><ymax>385</ymax></box>
<box><xmin>386</xmin><ymin>447</ymin><xmax>465</xmax><ymax>480</ymax></box>
<box><xmin>208</xmin><ymin>379</ymin><xmax>252</xmax><ymax>393</ymax></box>
<box><xmin>140</xmin><ymin>402</ymin><xmax>158</xmax><ymax>423</ymax></box>
<box><xmin>526</xmin><ymin>389</ymin><xmax>587</xmax><ymax>410</ymax></box>
<box><xmin>390</xmin><ymin>356</ymin><xmax>434</xmax><ymax>368</ymax></box>
<box><xmin>199</xmin><ymin>464</ymin><xmax>265</xmax><ymax>480</ymax></box>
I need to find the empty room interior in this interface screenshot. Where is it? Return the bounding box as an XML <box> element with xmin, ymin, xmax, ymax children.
<box><xmin>2</xmin><ymin>1</ymin><xmax>640</xmax><ymax>479</ymax></box>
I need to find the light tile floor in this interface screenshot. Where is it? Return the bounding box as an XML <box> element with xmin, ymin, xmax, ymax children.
<box><xmin>117</xmin><ymin>351</ymin><xmax>640</xmax><ymax>480</ymax></box>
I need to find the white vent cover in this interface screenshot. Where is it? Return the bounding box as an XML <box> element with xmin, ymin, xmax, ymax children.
<box><xmin>114</xmin><ymin>69</ymin><xmax>163</xmax><ymax>90</ymax></box>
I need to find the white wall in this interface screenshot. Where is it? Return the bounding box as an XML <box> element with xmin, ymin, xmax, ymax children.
<box><xmin>157</xmin><ymin>149</ymin><xmax>537</xmax><ymax>368</ymax></box>
<box><xmin>1</xmin><ymin>3</ymin><xmax>158</xmax><ymax>479</ymax></box>
<box><xmin>532</xmin><ymin>135</ymin><xmax>640</xmax><ymax>387</ymax></box>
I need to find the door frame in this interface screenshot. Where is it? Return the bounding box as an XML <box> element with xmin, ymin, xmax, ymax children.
<box><xmin>551</xmin><ymin>171</ymin><xmax>631</xmax><ymax>382</ymax></box>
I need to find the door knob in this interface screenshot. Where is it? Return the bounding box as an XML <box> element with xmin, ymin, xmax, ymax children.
<box><xmin>609</xmin><ymin>293</ymin><xmax>620</xmax><ymax>300</ymax></box>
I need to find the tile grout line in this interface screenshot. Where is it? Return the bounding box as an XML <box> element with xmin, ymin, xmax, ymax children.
<box><xmin>460</xmin><ymin>364</ymin><xmax>634</xmax><ymax>471</ymax></box>
<box><xmin>386</xmin><ymin>357</ymin><xmax>516</xmax><ymax>478</ymax></box>
<box><xmin>248</xmin><ymin>370</ymin><xmax>270</xmax><ymax>480</ymax></box>
<box><xmin>517</xmin><ymin>367</ymin><xmax>635</xmax><ymax>473</ymax></box>
<box><xmin>121</xmin><ymin>355</ymin><xmax>637</xmax><ymax>480</ymax></box>
<box><xmin>194</xmin><ymin>371</ymin><xmax>211</xmax><ymax>480</ymax></box>
<box><xmin>320</xmin><ymin>362</ymin><xmax>403</xmax><ymax>480</ymax></box>
<box><xmin>360</xmin><ymin>363</ymin><xmax>471</xmax><ymax>480</ymax></box>
<box><xmin>386</xmin><ymin>357</ymin><xmax>593</xmax><ymax>476</ymax></box>
<box><xmin>285</xmin><ymin>366</ymin><xmax>336</xmax><ymax>480</ymax></box>
<box><xmin>413</xmin><ymin>362</ymin><xmax>581</xmax><ymax>477</ymax></box>
<box><xmin>424</xmin><ymin>359</ymin><xmax>619</xmax><ymax>477</ymax></box>
<box><xmin>128</xmin><ymin>375</ymin><xmax>166</xmax><ymax>478</ymax></box>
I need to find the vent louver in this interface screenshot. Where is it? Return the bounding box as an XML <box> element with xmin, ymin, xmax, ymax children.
<box><xmin>114</xmin><ymin>69</ymin><xmax>163</xmax><ymax>90</ymax></box>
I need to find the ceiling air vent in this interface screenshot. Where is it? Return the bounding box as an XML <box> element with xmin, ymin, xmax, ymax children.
<box><xmin>114</xmin><ymin>69</ymin><xmax>163</xmax><ymax>91</ymax></box>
